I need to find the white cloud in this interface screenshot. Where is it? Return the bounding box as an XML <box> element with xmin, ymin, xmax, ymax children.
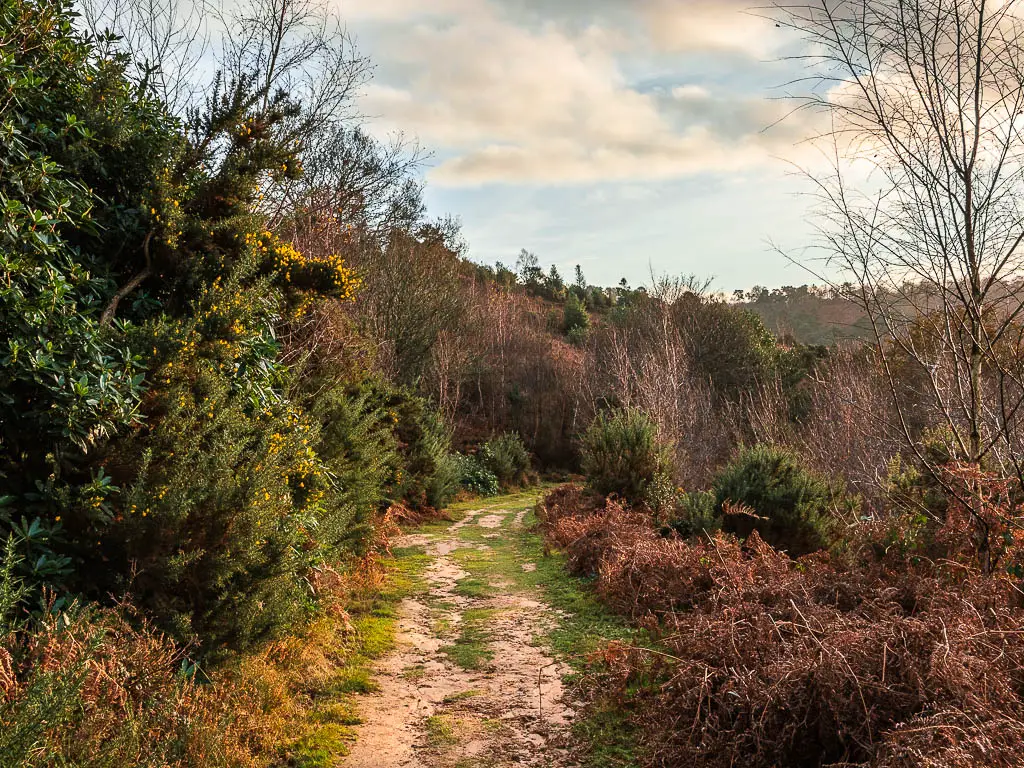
<box><xmin>338</xmin><ymin>0</ymin><xmax>483</xmax><ymax>22</ymax></box>
<box><xmin>672</xmin><ymin>84</ymin><xmax>710</xmax><ymax>100</ymax></box>
<box><xmin>639</xmin><ymin>0</ymin><xmax>785</xmax><ymax>56</ymax></box>
<box><xmin>350</xmin><ymin>0</ymin><xmax>818</xmax><ymax>186</ymax></box>
<box><xmin>431</xmin><ymin>128</ymin><xmax>808</xmax><ymax>185</ymax></box>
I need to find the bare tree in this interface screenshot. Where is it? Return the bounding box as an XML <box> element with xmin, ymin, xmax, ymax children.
<box><xmin>214</xmin><ymin>0</ymin><xmax>369</xmax><ymax>126</ymax></box>
<box><xmin>79</xmin><ymin>0</ymin><xmax>373</xmax><ymax>202</ymax></box>
<box><xmin>775</xmin><ymin>0</ymin><xmax>1024</xmax><ymax>569</ymax></box>
<box><xmin>78</xmin><ymin>0</ymin><xmax>208</xmax><ymax>110</ymax></box>
<box><xmin>352</xmin><ymin>230</ymin><xmax>469</xmax><ymax>384</ymax></box>
<box><xmin>275</xmin><ymin>126</ymin><xmax>427</xmax><ymax>237</ymax></box>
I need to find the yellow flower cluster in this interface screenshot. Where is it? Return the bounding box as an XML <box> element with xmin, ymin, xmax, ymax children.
<box><xmin>246</xmin><ymin>229</ymin><xmax>362</xmax><ymax>300</ymax></box>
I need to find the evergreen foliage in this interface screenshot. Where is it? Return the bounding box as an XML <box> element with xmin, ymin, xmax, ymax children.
<box><xmin>714</xmin><ymin>444</ymin><xmax>839</xmax><ymax>556</ymax></box>
<box><xmin>454</xmin><ymin>454</ymin><xmax>500</xmax><ymax>496</ymax></box>
<box><xmin>478</xmin><ymin>432</ymin><xmax>531</xmax><ymax>488</ymax></box>
<box><xmin>563</xmin><ymin>293</ymin><xmax>590</xmax><ymax>342</ymax></box>
<box><xmin>581</xmin><ymin>408</ymin><xmax>673</xmax><ymax>507</ymax></box>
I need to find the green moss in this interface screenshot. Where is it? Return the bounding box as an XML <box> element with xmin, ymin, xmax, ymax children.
<box><xmin>454</xmin><ymin>759</ymin><xmax>498</xmax><ymax>768</ymax></box>
<box><xmin>424</xmin><ymin>714</ymin><xmax>458</xmax><ymax>746</ymax></box>
<box><xmin>439</xmin><ymin>608</ymin><xmax>497</xmax><ymax>670</ymax></box>
<box><xmin>310</xmin><ymin>701</ymin><xmax>362</xmax><ymax>726</ymax></box>
<box><xmin>481</xmin><ymin>717</ymin><xmax>505</xmax><ymax>733</ymax></box>
<box><xmin>289</xmin><ymin>724</ymin><xmax>355</xmax><ymax>767</ymax></box>
<box><xmin>329</xmin><ymin>667</ymin><xmax>378</xmax><ymax>695</ymax></box>
<box><xmin>441</xmin><ymin>689</ymin><xmax>482</xmax><ymax>704</ymax></box>
<box><xmin>453</xmin><ymin>576</ymin><xmax>492</xmax><ymax>599</ymax></box>
<box><xmin>351</xmin><ymin>615</ymin><xmax>395</xmax><ymax>658</ymax></box>
<box><xmin>431</xmin><ymin>616</ymin><xmax>453</xmax><ymax>636</ymax></box>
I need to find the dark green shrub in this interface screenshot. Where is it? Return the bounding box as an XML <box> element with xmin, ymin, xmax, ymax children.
<box><xmin>563</xmin><ymin>293</ymin><xmax>590</xmax><ymax>340</ymax></box>
<box><xmin>479</xmin><ymin>432</ymin><xmax>531</xmax><ymax>488</ymax></box>
<box><xmin>454</xmin><ymin>454</ymin><xmax>500</xmax><ymax>496</ymax></box>
<box><xmin>672</xmin><ymin>299</ymin><xmax>780</xmax><ymax>401</ymax></box>
<box><xmin>714</xmin><ymin>444</ymin><xmax>840</xmax><ymax>556</ymax></box>
<box><xmin>665</xmin><ymin>490</ymin><xmax>722</xmax><ymax>538</ymax></box>
<box><xmin>94</xmin><ymin>361</ymin><xmax>325</xmax><ymax>655</ymax></box>
<box><xmin>0</xmin><ymin>0</ymin><xmax>176</xmax><ymax>595</ymax></box>
<box><xmin>566</xmin><ymin>325</ymin><xmax>589</xmax><ymax>346</ymax></box>
<box><xmin>306</xmin><ymin>380</ymin><xmax>400</xmax><ymax>555</ymax></box>
<box><xmin>359</xmin><ymin>383</ymin><xmax>457</xmax><ymax>510</ymax></box>
<box><xmin>427</xmin><ymin>453</ymin><xmax>463</xmax><ymax>510</ymax></box>
<box><xmin>580</xmin><ymin>408</ymin><xmax>674</xmax><ymax>506</ymax></box>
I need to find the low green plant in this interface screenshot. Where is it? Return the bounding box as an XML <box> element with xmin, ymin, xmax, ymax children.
<box><xmin>714</xmin><ymin>444</ymin><xmax>841</xmax><ymax>556</ymax></box>
<box><xmin>665</xmin><ymin>490</ymin><xmax>721</xmax><ymax>538</ymax></box>
<box><xmin>439</xmin><ymin>608</ymin><xmax>496</xmax><ymax>670</ymax></box>
<box><xmin>478</xmin><ymin>432</ymin><xmax>531</xmax><ymax>488</ymax></box>
<box><xmin>580</xmin><ymin>408</ymin><xmax>674</xmax><ymax>507</ymax></box>
<box><xmin>454</xmin><ymin>454</ymin><xmax>500</xmax><ymax>496</ymax></box>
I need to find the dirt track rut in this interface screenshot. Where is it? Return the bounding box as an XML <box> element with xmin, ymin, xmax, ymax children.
<box><xmin>343</xmin><ymin>499</ymin><xmax>576</xmax><ymax>768</ymax></box>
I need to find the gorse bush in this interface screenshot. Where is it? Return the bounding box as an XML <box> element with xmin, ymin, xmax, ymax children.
<box><xmin>427</xmin><ymin>452</ymin><xmax>464</xmax><ymax>511</ymax></box>
<box><xmin>95</xmin><ymin>361</ymin><xmax>324</xmax><ymax>654</ymax></box>
<box><xmin>479</xmin><ymin>432</ymin><xmax>531</xmax><ymax>488</ymax></box>
<box><xmin>581</xmin><ymin>408</ymin><xmax>674</xmax><ymax>507</ymax></box>
<box><xmin>665</xmin><ymin>490</ymin><xmax>721</xmax><ymax>539</ymax></box>
<box><xmin>359</xmin><ymin>383</ymin><xmax>459</xmax><ymax>510</ymax></box>
<box><xmin>714</xmin><ymin>444</ymin><xmax>839</xmax><ymax>556</ymax></box>
<box><xmin>305</xmin><ymin>379</ymin><xmax>401</xmax><ymax>555</ymax></box>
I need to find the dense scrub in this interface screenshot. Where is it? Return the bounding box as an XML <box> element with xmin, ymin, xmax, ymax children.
<box><xmin>539</xmin><ymin>488</ymin><xmax>1024</xmax><ymax>768</ymax></box>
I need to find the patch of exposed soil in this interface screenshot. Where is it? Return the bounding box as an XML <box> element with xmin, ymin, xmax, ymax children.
<box><xmin>343</xmin><ymin>506</ymin><xmax>575</xmax><ymax>768</ymax></box>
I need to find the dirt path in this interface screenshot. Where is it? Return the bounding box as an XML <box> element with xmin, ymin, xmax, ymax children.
<box><xmin>343</xmin><ymin>495</ymin><xmax>577</xmax><ymax>768</ymax></box>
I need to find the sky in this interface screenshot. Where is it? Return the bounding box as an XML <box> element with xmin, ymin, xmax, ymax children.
<box><xmin>338</xmin><ymin>0</ymin><xmax>827</xmax><ymax>291</ymax></box>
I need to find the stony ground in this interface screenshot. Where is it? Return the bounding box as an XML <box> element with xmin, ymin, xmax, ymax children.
<box><xmin>343</xmin><ymin>493</ymin><xmax>579</xmax><ymax>768</ymax></box>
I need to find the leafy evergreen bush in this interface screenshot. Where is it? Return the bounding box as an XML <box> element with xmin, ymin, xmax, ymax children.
<box><xmin>580</xmin><ymin>408</ymin><xmax>674</xmax><ymax>507</ymax></box>
<box><xmin>664</xmin><ymin>490</ymin><xmax>721</xmax><ymax>538</ymax></box>
<box><xmin>454</xmin><ymin>454</ymin><xmax>500</xmax><ymax>496</ymax></box>
<box><xmin>0</xmin><ymin>0</ymin><xmax>175</xmax><ymax>593</ymax></box>
<box><xmin>479</xmin><ymin>432</ymin><xmax>531</xmax><ymax>488</ymax></box>
<box><xmin>563</xmin><ymin>293</ymin><xmax>590</xmax><ymax>341</ymax></box>
<box><xmin>714</xmin><ymin>444</ymin><xmax>839</xmax><ymax>556</ymax></box>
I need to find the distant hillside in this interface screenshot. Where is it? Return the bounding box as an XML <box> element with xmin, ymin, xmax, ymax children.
<box><xmin>736</xmin><ymin>286</ymin><xmax>872</xmax><ymax>346</ymax></box>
